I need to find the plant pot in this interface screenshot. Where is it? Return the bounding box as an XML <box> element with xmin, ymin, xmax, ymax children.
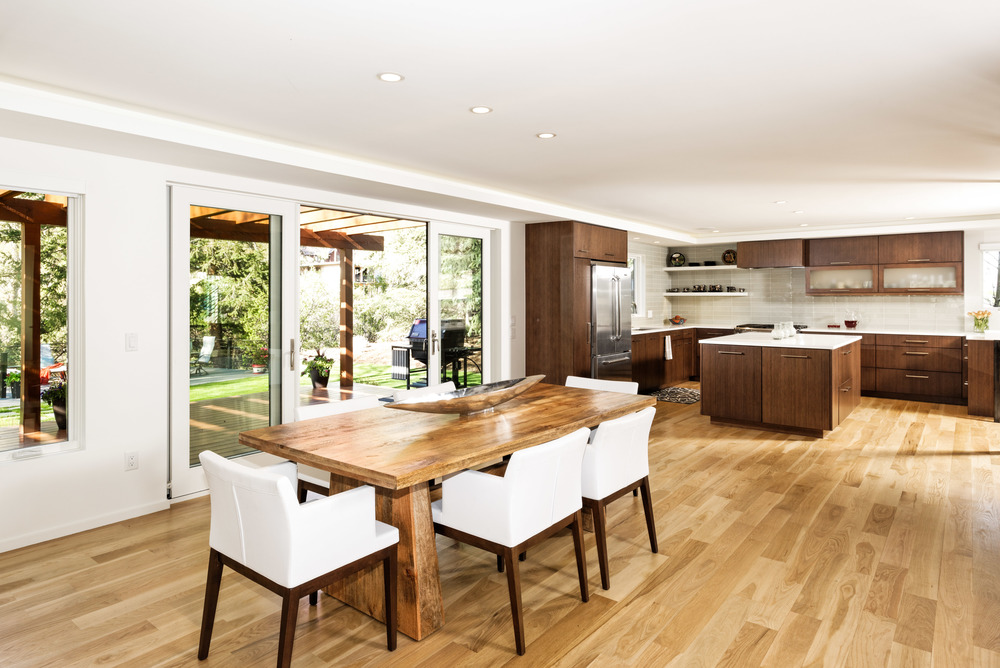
<box><xmin>309</xmin><ymin>368</ymin><xmax>330</xmax><ymax>389</ymax></box>
<box><xmin>53</xmin><ymin>403</ymin><xmax>67</xmax><ymax>431</ymax></box>
<box><xmin>251</xmin><ymin>364</ymin><xmax>266</xmax><ymax>374</ymax></box>
<box><xmin>11</xmin><ymin>382</ymin><xmax>20</xmax><ymax>399</ymax></box>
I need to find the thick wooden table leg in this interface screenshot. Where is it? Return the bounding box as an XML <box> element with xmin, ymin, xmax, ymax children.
<box><xmin>326</xmin><ymin>474</ymin><xmax>445</xmax><ymax>640</ymax></box>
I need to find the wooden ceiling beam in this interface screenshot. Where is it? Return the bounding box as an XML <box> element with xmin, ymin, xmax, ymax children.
<box><xmin>0</xmin><ymin>194</ymin><xmax>68</xmax><ymax>227</ymax></box>
<box><xmin>190</xmin><ymin>220</ymin><xmax>383</xmax><ymax>251</ymax></box>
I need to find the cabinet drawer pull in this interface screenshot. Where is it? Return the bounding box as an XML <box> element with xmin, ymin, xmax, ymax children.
<box><xmin>718</xmin><ymin>351</ymin><xmax>744</xmax><ymax>355</ymax></box>
<box><xmin>604</xmin><ymin>252</ymin><xmax>616</xmax><ymax>257</ymax></box>
<box><xmin>907</xmin><ymin>258</ymin><xmax>931</xmax><ymax>262</ymax></box>
<box><xmin>781</xmin><ymin>354</ymin><xmax>810</xmax><ymax>359</ymax></box>
<box><xmin>840</xmin><ymin>386</ymin><xmax>852</xmax><ymax>392</ymax></box>
<box><xmin>905</xmin><ymin>374</ymin><xmax>929</xmax><ymax>379</ymax></box>
<box><xmin>903</xmin><ymin>340</ymin><xmax>928</xmax><ymax>344</ymax></box>
<box><xmin>829</xmin><ymin>261</ymin><xmax>852</xmax><ymax>265</ymax></box>
<box><xmin>903</xmin><ymin>351</ymin><xmax>929</xmax><ymax>356</ymax></box>
<box><xmin>577</xmin><ymin>249</ymin><xmax>589</xmax><ymax>254</ymax></box>
<box><xmin>842</xmin><ymin>349</ymin><xmax>852</xmax><ymax>355</ymax></box>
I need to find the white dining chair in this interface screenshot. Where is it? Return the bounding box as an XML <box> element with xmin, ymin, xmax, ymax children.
<box><xmin>391</xmin><ymin>380</ymin><xmax>456</xmax><ymax>402</ymax></box>
<box><xmin>198</xmin><ymin>451</ymin><xmax>399</xmax><ymax>668</ymax></box>
<box><xmin>431</xmin><ymin>427</ymin><xmax>591</xmax><ymax>655</ymax></box>
<box><xmin>565</xmin><ymin>375</ymin><xmax>639</xmax><ymax>395</ymax></box>
<box><xmin>294</xmin><ymin>395</ymin><xmax>383</xmax><ymax>501</ymax></box>
<box><xmin>581</xmin><ymin>406</ymin><xmax>657</xmax><ymax>590</ymax></box>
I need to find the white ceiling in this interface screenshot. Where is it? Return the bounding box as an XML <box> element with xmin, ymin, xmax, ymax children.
<box><xmin>1</xmin><ymin>0</ymin><xmax>999</xmax><ymax>243</ymax></box>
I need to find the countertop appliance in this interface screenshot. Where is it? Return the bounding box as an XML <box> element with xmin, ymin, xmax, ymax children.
<box><xmin>591</xmin><ymin>262</ymin><xmax>633</xmax><ymax>381</ymax></box>
<box><xmin>735</xmin><ymin>323</ymin><xmax>808</xmax><ymax>333</ymax></box>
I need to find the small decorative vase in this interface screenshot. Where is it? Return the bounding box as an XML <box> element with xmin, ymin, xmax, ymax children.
<box><xmin>309</xmin><ymin>368</ymin><xmax>330</xmax><ymax>389</ymax></box>
<box><xmin>973</xmin><ymin>317</ymin><xmax>989</xmax><ymax>334</ymax></box>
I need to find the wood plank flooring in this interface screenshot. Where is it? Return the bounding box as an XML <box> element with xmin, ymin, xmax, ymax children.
<box><xmin>2</xmin><ymin>394</ymin><xmax>1000</xmax><ymax>666</ymax></box>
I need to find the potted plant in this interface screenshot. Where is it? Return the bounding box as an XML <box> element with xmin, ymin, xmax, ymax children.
<box><xmin>302</xmin><ymin>351</ymin><xmax>334</xmax><ymax>388</ymax></box>
<box><xmin>249</xmin><ymin>346</ymin><xmax>269</xmax><ymax>374</ymax></box>
<box><xmin>41</xmin><ymin>378</ymin><xmax>68</xmax><ymax>431</ymax></box>
<box><xmin>7</xmin><ymin>371</ymin><xmax>20</xmax><ymax>400</ymax></box>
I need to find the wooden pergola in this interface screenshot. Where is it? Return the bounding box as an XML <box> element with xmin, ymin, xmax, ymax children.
<box><xmin>0</xmin><ymin>190</ymin><xmax>68</xmax><ymax>441</ymax></box>
<box><xmin>191</xmin><ymin>205</ymin><xmax>424</xmax><ymax>388</ymax></box>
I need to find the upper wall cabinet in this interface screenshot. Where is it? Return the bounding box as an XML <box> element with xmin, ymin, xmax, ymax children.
<box><xmin>806</xmin><ymin>236</ymin><xmax>878</xmax><ymax>266</ymax></box>
<box><xmin>573</xmin><ymin>222</ymin><xmax>627</xmax><ymax>262</ymax></box>
<box><xmin>736</xmin><ymin>239</ymin><xmax>806</xmax><ymax>268</ymax></box>
<box><xmin>878</xmin><ymin>231</ymin><xmax>963</xmax><ymax>264</ymax></box>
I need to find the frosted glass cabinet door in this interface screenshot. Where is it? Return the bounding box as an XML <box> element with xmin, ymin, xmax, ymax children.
<box><xmin>879</xmin><ymin>263</ymin><xmax>963</xmax><ymax>294</ymax></box>
<box><xmin>805</xmin><ymin>265</ymin><xmax>877</xmax><ymax>295</ymax></box>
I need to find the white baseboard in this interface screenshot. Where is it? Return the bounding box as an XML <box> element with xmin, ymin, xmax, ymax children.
<box><xmin>0</xmin><ymin>499</ymin><xmax>171</xmax><ymax>554</ymax></box>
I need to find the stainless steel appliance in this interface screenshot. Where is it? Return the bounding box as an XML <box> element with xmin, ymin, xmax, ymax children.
<box><xmin>734</xmin><ymin>323</ymin><xmax>808</xmax><ymax>333</ymax></box>
<box><xmin>591</xmin><ymin>262</ymin><xmax>633</xmax><ymax>381</ymax></box>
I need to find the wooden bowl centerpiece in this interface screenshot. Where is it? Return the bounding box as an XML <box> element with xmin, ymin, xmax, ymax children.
<box><xmin>386</xmin><ymin>375</ymin><xmax>545</xmax><ymax>416</ymax></box>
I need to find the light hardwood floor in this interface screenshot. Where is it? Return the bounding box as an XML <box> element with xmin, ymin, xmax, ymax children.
<box><xmin>2</xmin><ymin>395</ymin><xmax>999</xmax><ymax>667</ymax></box>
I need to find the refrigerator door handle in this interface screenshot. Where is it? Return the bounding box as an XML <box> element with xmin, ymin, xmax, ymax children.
<box><xmin>611</xmin><ymin>275</ymin><xmax>621</xmax><ymax>341</ymax></box>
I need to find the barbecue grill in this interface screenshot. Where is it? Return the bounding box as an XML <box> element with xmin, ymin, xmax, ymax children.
<box><xmin>406</xmin><ymin>318</ymin><xmax>466</xmax><ymax>364</ymax></box>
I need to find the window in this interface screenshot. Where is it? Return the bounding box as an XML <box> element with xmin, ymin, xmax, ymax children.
<box><xmin>982</xmin><ymin>246</ymin><xmax>1000</xmax><ymax>309</ymax></box>
<box><xmin>0</xmin><ymin>190</ymin><xmax>74</xmax><ymax>455</ymax></box>
<box><xmin>628</xmin><ymin>253</ymin><xmax>646</xmax><ymax>315</ymax></box>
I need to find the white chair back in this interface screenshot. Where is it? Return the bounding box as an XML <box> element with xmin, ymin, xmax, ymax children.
<box><xmin>198</xmin><ymin>336</ymin><xmax>216</xmax><ymax>363</ymax></box>
<box><xmin>297</xmin><ymin>395</ymin><xmax>381</xmax><ymax>421</ymax></box>
<box><xmin>565</xmin><ymin>375</ymin><xmax>639</xmax><ymax>395</ymax></box>
<box><xmin>392</xmin><ymin>380</ymin><xmax>456</xmax><ymax>402</ymax></box>
<box><xmin>200</xmin><ymin>450</ymin><xmax>298</xmax><ymax>584</ymax></box>
<box><xmin>503</xmin><ymin>427</ymin><xmax>589</xmax><ymax>540</ymax></box>
<box><xmin>581</xmin><ymin>407</ymin><xmax>655</xmax><ymax>500</ymax></box>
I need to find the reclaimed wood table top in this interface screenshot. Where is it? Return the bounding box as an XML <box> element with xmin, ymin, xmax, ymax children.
<box><xmin>239</xmin><ymin>382</ymin><xmax>655</xmax><ymax>489</ymax></box>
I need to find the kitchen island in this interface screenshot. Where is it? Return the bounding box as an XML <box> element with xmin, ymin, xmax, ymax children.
<box><xmin>700</xmin><ymin>332</ymin><xmax>861</xmax><ymax>437</ymax></box>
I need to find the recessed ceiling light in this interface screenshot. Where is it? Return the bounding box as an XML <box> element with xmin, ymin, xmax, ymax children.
<box><xmin>536</xmin><ymin>132</ymin><xmax>556</xmax><ymax>139</ymax></box>
<box><xmin>634</xmin><ymin>237</ymin><xmax>641</xmax><ymax>240</ymax></box>
<box><xmin>377</xmin><ymin>72</ymin><xmax>404</xmax><ymax>82</ymax></box>
<box><xmin>905</xmin><ymin>216</ymin><xmax>915</xmax><ymax>220</ymax></box>
<box><xmin>800</xmin><ymin>223</ymin><xmax>809</xmax><ymax>227</ymax></box>
<box><xmin>653</xmin><ymin>241</ymin><xmax>661</xmax><ymax>244</ymax></box>
<box><xmin>793</xmin><ymin>210</ymin><xmax>804</xmax><ymax>214</ymax></box>
<box><xmin>712</xmin><ymin>230</ymin><xmax>720</xmax><ymax>233</ymax></box>
<box><xmin>470</xmin><ymin>106</ymin><xmax>492</xmax><ymax>114</ymax></box>
<box><xmin>774</xmin><ymin>200</ymin><xmax>787</xmax><ymax>205</ymax></box>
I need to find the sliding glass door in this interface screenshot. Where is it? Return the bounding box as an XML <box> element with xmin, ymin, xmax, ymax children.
<box><xmin>169</xmin><ymin>187</ymin><xmax>298</xmax><ymax>498</ymax></box>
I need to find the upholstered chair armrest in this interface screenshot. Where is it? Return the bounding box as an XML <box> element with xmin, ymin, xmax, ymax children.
<box><xmin>437</xmin><ymin>470</ymin><xmax>512</xmax><ymax>541</ymax></box>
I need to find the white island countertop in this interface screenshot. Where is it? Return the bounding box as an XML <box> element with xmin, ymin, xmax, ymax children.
<box><xmin>700</xmin><ymin>331</ymin><xmax>862</xmax><ymax>350</ymax></box>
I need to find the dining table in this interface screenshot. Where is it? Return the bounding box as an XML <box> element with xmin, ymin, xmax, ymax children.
<box><xmin>238</xmin><ymin>381</ymin><xmax>656</xmax><ymax>640</ymax></box>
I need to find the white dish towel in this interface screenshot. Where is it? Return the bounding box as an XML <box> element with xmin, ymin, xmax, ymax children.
<box><xmin>663</xmin><ymin>335</ymin><xmax>673</xmax><ymax>361</ymax></box>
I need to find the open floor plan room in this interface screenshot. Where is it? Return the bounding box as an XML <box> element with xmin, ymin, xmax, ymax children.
<box><xmin>2</xmin><ymin>396</ymin><xmax>998</xmax><ymax>667</ymax></box>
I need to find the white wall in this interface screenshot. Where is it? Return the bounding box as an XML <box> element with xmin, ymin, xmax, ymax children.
<box><xmin>0</xmin><ymin>136</ymin><xmax>523</xmax><ymax>553</ymax></box>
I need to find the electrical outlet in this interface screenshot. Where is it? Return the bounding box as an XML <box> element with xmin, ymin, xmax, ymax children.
<box><xmin>125</xmin><ymin>451</ymin><xmax>139</xmax><ymax>471</ymax></box>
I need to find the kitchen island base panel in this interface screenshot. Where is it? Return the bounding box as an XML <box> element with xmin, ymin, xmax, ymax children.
<box><xmin>709</xmin><ymin>416</ymin><xmax>826</xmax><ymax>439</ymax></box>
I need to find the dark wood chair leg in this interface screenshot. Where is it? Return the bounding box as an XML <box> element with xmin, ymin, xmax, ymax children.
<box><xmin>502</xmin><ymin>547</ymin><xmax>526</xmax><ymax>655</ymax></box>
<box><xmin>276</xmin><ymin>590</ymin><xmax>299</xmax><ymax>668</ymax></box>
<box><xmin>198</xmin><ymin>549</ymin><xmax>224</xmax><ymax>660</ymax></box>
<box><xmin>308</xmin><ymin>591</ymin><xmax>318</xmax><ymax>606</ymax></box>
<box><xmin>639</xmin><ymin>476</ymin><xmax>658</xmax><ymax>553</ymax></box>
<box><xmin>591</xmin><ymin>500</ymin><xmax>611</xmax><ymax>590</ymax></box>
<box><xmin>570</xmin><ymin>510</ymin><xmax>590</xmax><ymax>602</ymax></box>
<box><xmin>633</xmin><ymin>489</ymin><xmax>639</xmax><ymax>497</ymax></box>
<box><xmin>297</xmin><ymin>481</ymin><xmax>308</xmax><ymax>504</ymax></box>
<box><xmin>519</xmin><ymin>551</ymin><xmax>526</xmax><ymax>561</ymax></box>
<box><xmin>384</xmin><ymin>548</ymin><xmax>398</xmax><ymax>651</ymax></box>
<box><xmin>497</xmin><ymin>554</ymin><xmax>504</xmax><ymax>572</ymax></box>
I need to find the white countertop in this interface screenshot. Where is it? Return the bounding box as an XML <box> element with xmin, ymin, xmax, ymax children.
<box><xmin>699</xmin><ymin>331</ymin><xmax>862</xmax><ymax>349</ymax></box>
<box><xmin>632</xmin><ymin>323</ymin><xmax>997</xmax><ymax>338</ymax></box>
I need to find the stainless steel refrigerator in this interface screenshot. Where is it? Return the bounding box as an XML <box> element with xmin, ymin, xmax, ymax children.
<box><xmin>590</xmin><ymin>262</ymin><xmax>633</xmax><ymax>381</ymax></box>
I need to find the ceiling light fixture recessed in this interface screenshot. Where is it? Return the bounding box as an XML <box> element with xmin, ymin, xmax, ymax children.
<box><xmin>536</xmin><ymin>132</ymin><xmax>556</xmax><ymax>139</ymax></box>
<box><xmin>377</xmin><ymin>72</ymin><xmax>404</xmax><ymax>82</ymax></box>
<box><xmin>800</xmin><ymin>223</ymin><xmax>809</xmax><ymax>227</ymax></box>
<box><xmin>905</xmin><ymin>216</ymin><xmax>915</xmax><ymax>220</ymax></box>
<box><xmin>793</xmin><ymin>210</ymin><xmax>804</xmax><ymax>214</ymax></box>
<box><xmin>470</xmin><ymin>106</ymin><xmax>492</xmax><ymax>114</ymax></box>
<box><xmin>712</xmin><ymin>230</ymin><xmax>720</xmax><ymax>233</ymax></box>
<box><xmin>774</xmin><ymin>200</ymin><xmax>787</xmax><ymax>205</ymax></box>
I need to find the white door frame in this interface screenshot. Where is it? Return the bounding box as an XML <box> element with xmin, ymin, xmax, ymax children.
<box><xmin>426</xmin><ymin>222</ymin><xmax>492</xmax><ymax>386</ymax></box>
<box><xmin>168</xmin><ymin>186</ymin><xmax>299</xmax><ymax>498</ymax></box>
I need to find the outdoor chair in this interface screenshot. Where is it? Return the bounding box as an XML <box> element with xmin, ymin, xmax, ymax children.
<box><xmin>431</xmin><ymin>428</ymin><xmax>591</xmax><ymax>655</ymax></box>
<box><xmin>198</xmin><ymin>451</ymin><xmax>398</xmax><ymax>668</ymax></box>
<box><xmin>191</xmin><ymin>336</ymin><xmax>216</xmax><ymax>376</ymax></box>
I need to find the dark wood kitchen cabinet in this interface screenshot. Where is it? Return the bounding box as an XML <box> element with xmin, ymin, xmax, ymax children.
<box><xmin>873</xmin><ymin>334</ymin><xmax>964</xmax><ymax>403</ymax></box>
<box><xmin>967</xmin><ymin>339</ymin><xmax>996</xmax><ymax>417</ymax></box>
<box><xmin>878</xmin><ymin>231</ymin><xmax>963</xmax><ymax>264</ymax></box>
<box><xmin>693</xmin><ymin>328</ymin><xmax>734</xmax><ymax>379</ymax></box>
<box><xmin>632</xmin><ymin>329</ymin><xmax>694</xmax><ymax>392</ymax></box>
<box><xmin>700</xmin><ymin>344</ymin><xmax>762</xmax><ymax>422</ymax></box>
<box><xmin>526</xmin><ymin>220</ymin><xmax>627</xmax><ymax>385</ymax></box>
<box><xmin>736</xmin><ymin>239</ymin><xmax>806</xmax><ymax>268</ymax></box>
<box><xmin>762</xmin><ymin>347</ymin><xmax>832</xmax><ymax>432</ymax></box>
<box><xmin>806</xmin><ymin>236</ymin><xmax>879</xmax><ymax>266</ymax></box>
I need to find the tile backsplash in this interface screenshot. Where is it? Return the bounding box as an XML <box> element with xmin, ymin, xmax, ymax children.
<box><xmin>629</xmin><ymin>242</ymin><xmax>966</xmax><ymax>332</ymax></box>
